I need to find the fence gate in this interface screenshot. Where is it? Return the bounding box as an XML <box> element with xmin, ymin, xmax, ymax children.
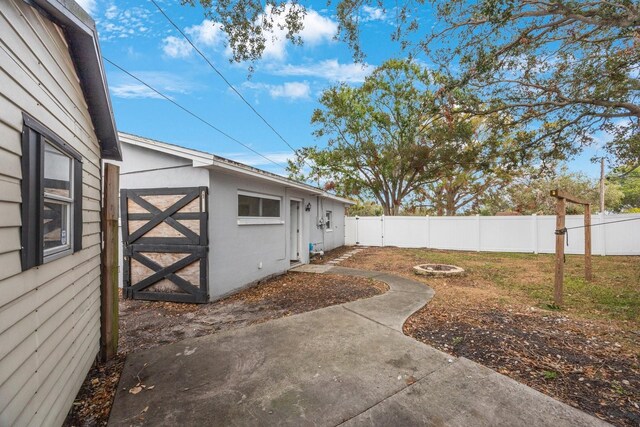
<box><xmin>121</xmin><ymin>187</ymin><xmax>208</xmax><ymax>303</ymax></box>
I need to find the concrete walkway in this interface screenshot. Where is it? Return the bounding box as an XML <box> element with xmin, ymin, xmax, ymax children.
<box><xmin>108</xmin><ymin>267</ymin><xmax>608</xmax><ymax>426</ymax></box>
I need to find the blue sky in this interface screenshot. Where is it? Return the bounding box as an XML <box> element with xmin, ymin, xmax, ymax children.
<box><xmin>78</xmin><ymin>0</ymin><xmax>608</xmax><ymax>179</ymax></box>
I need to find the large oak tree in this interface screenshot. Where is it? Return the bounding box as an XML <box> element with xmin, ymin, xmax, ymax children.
<box><xmin>289</xmin><ymin>59</ymin><xmax>523</xmax><ymax>215</ymax></box>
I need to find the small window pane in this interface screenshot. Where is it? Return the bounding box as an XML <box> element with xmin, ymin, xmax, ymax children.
<box><xmin>238</xmin><ymin>195</ymin><xmax>260</xmax><ymax>216</ymax></box>
<box><xmin>44</xmin><ymin>142</ymin><xmax>71</xmax><ymax>198</ymax></box>
<box><xmin>326</xmin><ymin>211</ymin><xmax>332</xmax><ymax>228</ymax></box>
<box><xmin>43</xmin><ymin>200</ymin><xmax>70</xmax><ymax>251</ymax></box>
<box><xmin>262</xmin><ymin>198</ymin><xmax>280</xmax><ymax>217</ymax></box>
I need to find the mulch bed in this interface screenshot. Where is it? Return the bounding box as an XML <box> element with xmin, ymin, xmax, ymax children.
<box><xmin>64</xmin><ymin>272</ymin><xmax>386</xmax><ymax>426</ymax></box>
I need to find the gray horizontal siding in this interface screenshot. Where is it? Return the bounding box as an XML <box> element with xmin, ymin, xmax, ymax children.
<box><xmin>0</xmin><ymin>1</ymin><xmax>104</xmax><ymax>425</ymax></box>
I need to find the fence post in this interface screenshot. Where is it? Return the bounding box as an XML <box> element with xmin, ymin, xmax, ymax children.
<box><xmin>425</xmin><ymin>215</ymin><xmax>430</xmax><ymax>249</ymax></box>
<box><xmin>532</xmin><ymin>214</ymin><xmax>538</xmax><ymax>254</ymax></box>
<box><xmin>476</xmin><ymin>214</ymin><xmax>481</xmax><ymax>252</ymax></box>
<box><xmin>100</xmin><ymin>163</ymin><xmax>119</xmax><ymax>362</ymax></box>
<box><xmin>381</xmin><ymin>215</ymin><xmax>385</xmax><ymax>247</ymax></box>
<box><xmin>600</xmin><ymin>212</ymin><xmax>607</xmax><ymax>256</ymax></box>
<box><xmin>355</xmin><ymin>216</ymin><xmax>359</xmax><ymax>245</ymax></box>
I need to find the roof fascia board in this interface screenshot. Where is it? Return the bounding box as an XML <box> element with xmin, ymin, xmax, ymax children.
<box><xmin>119</xmin><ymin>133</ymin><xmax>214</xmax><ymax>166</ymax></box>
<box><xmin>209</xmin><ymin>159</ymin><xmax>323</xmax><ymax>196</ymax></box>
<box><xmin>31</xmin><ymin>0</ymin><xmax>122</xmax><ymax>160</ymax></box>
<box><xmin>119</xmin><ymin>133</ymin><xmax>354</xmax><ymax>204</ymax></box>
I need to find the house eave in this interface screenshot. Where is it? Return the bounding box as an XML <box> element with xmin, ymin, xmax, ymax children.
<box><xmin>118</xmin><ymin>132</ymin><xmax>355</xmax><ymax>205</ymax></box>
<box><xmin>30</xmin><ymin>0</ymin><xmax>122</xmax><ymax>160</ymax></box>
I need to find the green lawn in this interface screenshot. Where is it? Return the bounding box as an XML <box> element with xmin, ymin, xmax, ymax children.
<box><xmin>353</xmin><ymin>248</ymin><xmax>640</xmax><ymax>324</ymax></box>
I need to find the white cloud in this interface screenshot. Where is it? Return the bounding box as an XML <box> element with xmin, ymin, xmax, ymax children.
<box><xmin>175</xmin><ymin>5</ymin><xmax>337</xmax><ymax>62</ymax></box>
<box><xmin>110</xmin><ymin>84</ymin><xmax>163</xmax><ymax>99</ymax></box>
<box><xmin>186</xmin><ymin>20</ymin><xmax>226</xmax><ymax>48</ymax></box>
<box><xmin>270</xmin><ymin>59</ymin><xmax>374</xmax><ymax>83</ymax></box>
<box><xmin>105</xmin><ymin>4</ymin><xmax>118</xmax><ymax>20</ymax></box>
<box><xmin>76</xmin><ymin>0</ymin><xmax>96</xmax><ymax>15</ymax></box>
<box><xmin>269</xmin><ymin>81</ymin><xmax>311</xmax><ymax>99</ymax></box>
<box><xmin>162</xmin><ymin>36</ymin><xmax>193</xmax><ymax>59</ymax></box>
<box><xmin>110</xmin><ymin>71</ymin><xmax>197</xmax><ymax>99</ymax></box>
<box><xmin>361</xmin><ymin>6</ymin><xmax>386</xmax><ymax>21</ymax></box>
<box><xmin>259</xmin><ymin>5</ymin><xmax>337</xmax><ymax>60</ymax></box>
<box><xmin>98</xmin><ymin>6</ymin><xmax>154</xmax><ymax>41</ymax></box>
<box><xmin>243</xmin><ymin>81</ymin><xmax>311</xmax><ymax>100</ymax></box>
<box><xmin>298</xmin><ymin>8</ymin><xmax>338</xmax><ymax>45</ymax></box>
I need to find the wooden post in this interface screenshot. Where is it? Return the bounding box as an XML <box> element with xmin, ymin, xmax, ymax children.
<box><xmin>100</xmin><ymin>163</ymin><xmax>119</xmax><ymax>361</ymax></box>
<box><xmin>584</xmin><ymin>204</ymin><xmax>592</xmax><ymax>281</ymax></box>
<box><xmin>554</xmin><ymin>196</ymin><xmax>566</xmax><ymax>306</ymax></box>
<box><xmin>550</xmin><ymin>189</ymin><xmax>593</xmax><ymax>306</ymax></box>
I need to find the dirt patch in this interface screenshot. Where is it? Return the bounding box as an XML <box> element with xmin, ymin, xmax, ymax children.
<box><xmin>405</xmin><ymin>306</ymin><xmax>640</xmax><ymax>426</ymax></box>
<box><xmin>64</xmin><ymin>272</ymin><xmax>386</xmax><ymax>426</ymax></box>
<box><xmin>341</xmin><ymin>246</ymin><xmax>640</xmax><ymax>426</ymax></box>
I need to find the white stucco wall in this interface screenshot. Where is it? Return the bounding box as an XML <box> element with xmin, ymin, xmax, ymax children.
<box><xmin>207</xmin><ymin>169</ymin><xmax>347</xmax><ymax>299</ymax></box>
<box><xmin>308</xmin><ymin>197</ymin><xmax>347</xmax><ymax>253</ymax></box>
<box><xmin>116</xmin><ymin>141</ymin><xmax>348</xmax><ymax>301</ymax></box>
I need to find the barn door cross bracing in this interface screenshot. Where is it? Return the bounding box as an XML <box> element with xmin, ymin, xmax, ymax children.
<box><xmin>121</xmin><ymin>187</ymin><xmax>208</xmax><ymax>303</ymax></box>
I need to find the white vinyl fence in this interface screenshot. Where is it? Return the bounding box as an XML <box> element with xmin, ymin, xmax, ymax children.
<box><xmin>345</xmin><ymin>214</ymin><xmax>640</xmax><ymax>255</ymax></box>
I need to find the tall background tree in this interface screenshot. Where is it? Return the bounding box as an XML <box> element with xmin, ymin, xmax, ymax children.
<box><xmin>481</xmin><ymin>166</ymin><xmax>624</xmax><ymax>215</ymax></box>
<box><xmin>406</xmin><ymin>114</ymin><xmax>533</xmax><ymax>215</ymax></box>
<box><xmin>289</xmin><ymin>59</ymin><xmax>449</xmax><ymax>215</ymax></box>
<box><xmin>289</xmin><ymin>59</ymin><xmax>521</xmax><ymax>215</ymax></box>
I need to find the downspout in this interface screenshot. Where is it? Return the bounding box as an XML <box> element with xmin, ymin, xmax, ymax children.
<box><xmin>320</xmin><ymin>196</ymin><xmax>325</xmax><ymax>252</ymax></box>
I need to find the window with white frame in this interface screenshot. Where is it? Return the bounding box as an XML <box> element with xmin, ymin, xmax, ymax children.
<box><xmin>238</xmin><ymin>191</ymin><xmax>281</xmax><ymax>218</ymax></box>
<box><xmin>325</xmin><ymin>210</ymin><xmax>333</xmax><ymax>231</ymax></box>
<box><xmin>43</xmin><ymin>142</ymin><xmax>73</xmax><ymax>256</ymax></box>
<box><xmin>21</xmin><ymin>113</ymin><xmax>83</xmax><ymax>270</ymax></box>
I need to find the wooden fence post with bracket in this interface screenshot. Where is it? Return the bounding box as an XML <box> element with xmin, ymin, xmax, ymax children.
<box><xmin>550</xmin><ymin>189</ymin><xmax>593</xmax><ymax>307</ymax></box>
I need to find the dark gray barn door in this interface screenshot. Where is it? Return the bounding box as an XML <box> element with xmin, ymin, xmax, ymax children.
<box><xmin>121</xmin><ymin>187</ymin><xmax>208</xmax><ymax>303</ymax></box>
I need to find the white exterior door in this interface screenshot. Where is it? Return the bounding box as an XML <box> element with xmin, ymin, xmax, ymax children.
<box><xmin>290</xmin><ymin>200</ymin><xmax>300</xmax><ymax>261</ymax></box>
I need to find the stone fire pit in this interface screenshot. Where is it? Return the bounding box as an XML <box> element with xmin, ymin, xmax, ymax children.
<box><xmin>413</xmin><ymin>263</ymin><xmax>465</xmax><ymax>277</ymax></box>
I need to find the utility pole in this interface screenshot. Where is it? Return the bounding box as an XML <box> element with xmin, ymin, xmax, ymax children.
<box><xmin>599</xmin><ymin>157</ymin><xmax>606</xmax><ymax>213</ymax></box>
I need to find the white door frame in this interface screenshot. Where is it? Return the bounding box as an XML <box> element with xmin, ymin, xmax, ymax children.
<box><xmin>289</xmin><ymin>199</ymin><xmax>302</xmax><ymax>261</ymax></box>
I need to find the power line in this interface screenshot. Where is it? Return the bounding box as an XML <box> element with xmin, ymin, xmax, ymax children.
<box><xmin>103</xmin><ymin>57</ymin><xmax>288</xmax><ymax>169</ymax></box>
<box><xmin>150</xmin><ymin>0</ymin><xmax>303</xmax><ymax>158</ymax></box>
<box><xmin>563</xmin><ymin>216</ymin><xmax>640</xmax><ymax>231</ymax></box>
<box><xmin>555</xmin><ymin>216</ymin><xmax>640</xmax><ymax>248</ymax></box>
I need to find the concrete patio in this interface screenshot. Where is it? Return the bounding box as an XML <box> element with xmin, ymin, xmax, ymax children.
<box><xmin>108</xmin><ymin>266</ymin><xmax>608</xmax><ymax>426</ymax></box>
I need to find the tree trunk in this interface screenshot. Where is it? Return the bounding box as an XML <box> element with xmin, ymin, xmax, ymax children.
<box><xmin>445</xmin><ymin>192</ymin><xmax>457</xmax><ymax>216</ymax></box>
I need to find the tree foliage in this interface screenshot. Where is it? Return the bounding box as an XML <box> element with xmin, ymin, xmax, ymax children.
<box><xmin>289</xmin><ymin>59</ymin><xmax>521</xmax><ymax>215</ymax></box>
<box><xmin>609</xmin><ymin>167</ymin><xmax>640</xmax><ymax>211</ymax></box>
<box><xmin>289</xmin><ymin>59</ymin><xmax>446</xmax><ymax>215</ymax></box>
<box><xmin>481</xmin><ymin>167</ymin><xmax>624</xmax><ymax>215</ymax></box>
<box><xmin>185</xmin><ymin>0</ymin><xmax>639</xmax><ymax>166</ymax></box>
<box><xmin>424</xmin><ymin>0</ymin><xmax>640</xmax><ymax>167</ymax></box>
<box><xmin>407</xmin><ymin>115</ymin><xmax>532</xmax><ymax>215</ymax></box>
